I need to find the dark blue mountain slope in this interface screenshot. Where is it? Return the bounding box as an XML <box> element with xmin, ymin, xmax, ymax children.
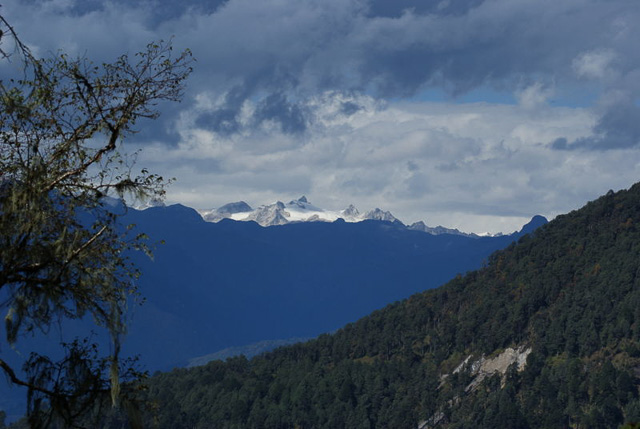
<box><xmin>0</xmin><ymin>204</ymin><xmax>544</xmax><ymax>419</ymax></box>
<box><xmin>120</xmin><ymin>205</ymin><xmax>545</xmax><ymax>370</ymax></box>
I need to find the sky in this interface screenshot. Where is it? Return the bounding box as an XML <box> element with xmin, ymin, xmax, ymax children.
<box><xmin>2</xmin><ymin>0</ymin><xmax>640</xmax><ymax>234</ymax></box>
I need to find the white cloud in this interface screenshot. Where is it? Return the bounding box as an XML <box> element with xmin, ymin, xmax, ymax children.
<box><xmin>573</xmin><ymin>50</ymin><xmax>618</xmax><ymax>80</ymax></box>
<box><xmin>126</xmin><ymin>92</ymin><xmax>638</xmax><ymax>234</ymax></box>
<box><xmin>516</xmin><ymin>82</ymin><xmax>554</xmax><ymax>110</ymax></box>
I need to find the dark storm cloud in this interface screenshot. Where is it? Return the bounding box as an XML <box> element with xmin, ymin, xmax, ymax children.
<box><xmin>253</xmin><ymin>93</ymin><xmax>308</xmax><ymax>134</ymax></box>
<box><xmin>194</xmin><ymin>87</ymin><xmax>308</xmax><ymax>135</ymax></box>
<box><xmin>552</xmin><ymin>101</ymin><xmax>640</xmax><ymax>150</ymax></box>
<box><xmin>57</xmin><ymin>0</ymin><xmax>229</xmax><ymax>26</ymax></box>
<box><xmin>340</xmin><ymin>101</ymin><xmax>362</xmax><ymax>116</ymax></box>
<box><xmin>194</xmin><ymin>84</ymin><xmax>252</xmax><ymax>136</ymax></box>
<box><xmin>7</xmin><ymin>0</ymin><xmax>640</xmax><ymax>162</ymax></box>
<box><xmin>367</xmin><ymin>0</ymin><xmax>486</xmax><ymax>18</ymax></box>
<box><xmin>164</xmin><ymin>0</ymin><xmax>639</xmax><ymax>134</ymax></box>
<box><xmin>353</xmin><ymin>4</ymin><xmax>614</xmax><ymax>97</ymax></box>
<box><xmin>8</xmin><ymin>0</ymin><xmax>640</xmax><ymax>108</ymax></box>
<box><xmin>195</xmin><ymin>108</ymin><xmax>242</xmax><ymax>136</ymax></box>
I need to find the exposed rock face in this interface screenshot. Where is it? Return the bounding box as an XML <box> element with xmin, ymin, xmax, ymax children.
<box><xmin>424</xmin><ymin>346</ymin><xmax>532</xmax><ymax>428</ymax></box>
<box><xmin>459</xmin><ymin>346</ymin><xmax>532</xmax><ymax>391</ymax></box>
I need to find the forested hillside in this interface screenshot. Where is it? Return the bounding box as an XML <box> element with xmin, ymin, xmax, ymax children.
<box><xmin>50</xmin><ymin>184</ymin><xmax>640</xmax><ymax>428</ymax></box>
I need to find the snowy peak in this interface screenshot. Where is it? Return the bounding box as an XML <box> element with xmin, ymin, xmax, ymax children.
<box><xmin>201</xmin><ymin>201</ymin><xmax>253</xmax><ymax>222</ymax></box>
<box><xmin>195</xmin><ymin>197</ymin><xmax>544</xmax><ymax>237</ymax></box>
<box><xmin>244</xmin><ymin>201</ymin><xmax>290</xmax><ymax>226</ymax></box>
<box><xmin>363</xmin><ymin>208</ymin><xmax>402</xmax><ymax>225</ymax></box>
<box><xmin>341</xmin><ymin>204</ymin><xmax>360</xmax><ymax>219</ymax></box>
<box><xmin>217</xmin><ymin>201</ymin><xmax>253</xmax><ymax>215</ymax></box>
<box><xmin>286</xmin><ymin>196</ymin><xmax>323</xmax><ymax>212</ymax></box>
<box><xmin>199</xmin><ymin>198</ymin><xmax>408</xmax><ymax>229</ymax></box>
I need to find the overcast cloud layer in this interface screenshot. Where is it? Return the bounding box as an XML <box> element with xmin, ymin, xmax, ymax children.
<box><xmin>3</xmin><ymin>0</ymin><xmax>640</xmax><ymax>233</ymax></box>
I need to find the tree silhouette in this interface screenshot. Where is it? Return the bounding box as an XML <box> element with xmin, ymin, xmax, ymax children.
<box><xmin>0</xmin><ymin>14</ymin><xmax>192</xmax><ymax>427</ymax></box>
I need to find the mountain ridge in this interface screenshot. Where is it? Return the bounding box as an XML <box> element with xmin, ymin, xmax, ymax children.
<box><xmin>126</xmin><ymin>183</ymin><xmax>640</xmax><ymax>428</ymax></box>
<box><xmin>196</xmin><ymin>196</ymin><xmax>525</xmax><ymax>235</ymax></box>
<box><xmin>0</xmin><ymin>198</ymin><xmax>548</xmax><ymax>422</ymax></box>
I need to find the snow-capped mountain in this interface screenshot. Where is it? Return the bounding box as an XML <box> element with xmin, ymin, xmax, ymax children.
<box><xmin>244</xmin><ymin>201</ymin><xmax>290</xmax><ymax>226</ymax></box>
<box><xmin>341</xmin><ymin>204</ymin><xmax>360</xmax><ymax>220</ymax></box>
<box><xmin>198</xmin><ymin>196</ymin><xmax>489</xmax><ymax>237</ymax></box>
<box><xmin>200</xmin><ymin>196</ymin><xmax>343</xmax><ymax>226</ymax></box>
<box><xmin>362</xmin><ymin>208</ymin><xmax>401</xmax><ymax>224</ymax></box>
<box><xmin>201</xmin><ymin>201</ymin><xmax>252</xmax><ymax>222</ymax></box>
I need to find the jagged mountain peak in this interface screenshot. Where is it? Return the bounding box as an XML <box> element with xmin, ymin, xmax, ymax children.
<box><xmin>287</xmin><ymin>196</ymin><xmax>316</xmax><ymax>210</ymax></box>
<box><xmin>195</xmin><ymin>196</ymin><xmax>539</xmax><ymax>236</ymax></box>
<box><xmin>363</xmin><ymin>208</ymin><xmax>401</xmax><ymax>224</ymax></box>
<box><xmin>341</xmin><ymin>204</ymin><xmax>360</xmax><ymax>218</ymax></box>
<box><xmin>244</xmin><ymin>201</ymin><xmax>289</xmax><ymax>226</ymax></box>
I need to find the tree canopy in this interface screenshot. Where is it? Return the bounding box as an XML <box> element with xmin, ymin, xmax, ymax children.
<box><xmin>0</xmin><ymin>14</ymin><xmax>192</xmax><ymax>427</ymax></box>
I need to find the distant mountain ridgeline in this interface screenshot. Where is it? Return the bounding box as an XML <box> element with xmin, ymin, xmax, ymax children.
<box><xmin>120</xmin><ymin>205</ymin><xmax>544</xmax><ymax>371</ymax></box>
<box><xmin>117</xmin><ymin>184</ymin><xmax>640</xmax><ymax>428</ymax></box>
<box><xmin>190</xmin><ymin>195</ymin><xmax>508</xmax><ymax>237</ymax></box>
<box><xmin>0</xmin><ymin>200</ymin><xmax>544</xmax><ymax>422</ymax></box>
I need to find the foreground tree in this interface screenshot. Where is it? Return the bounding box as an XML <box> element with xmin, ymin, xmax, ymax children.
<box><xmin>0</xmin><ymin>15</ymin><xmax>192</xmax><ymax>427</ymax></box>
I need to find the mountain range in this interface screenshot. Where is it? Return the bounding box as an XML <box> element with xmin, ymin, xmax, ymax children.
<box><xmin>196</xmin><ymin>196</ymin><xmax>495</xmax><ymax>237</ymax></box>
<box><xmin>110</xmin><ymin>183</ymin><xmax>640</xmax><ymax>429</ymax></box>
<box><xmin>0</xmin><ymin>198</ymin><xmax>545</xmax><ymax>422</ymax></box>
<box><xmin>121</xmin><ymin>204</ymin><xmax>544</xmax><ymax>371</ymax></box>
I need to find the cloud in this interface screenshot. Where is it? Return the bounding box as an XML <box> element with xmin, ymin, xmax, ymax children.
<box><xmin>168</xmin><ymin>0</ymin><xmax>639</xmax><ymax>141</ymax></box>
<box><xmin>552</xmin><ymin>99</ymin><xmax>640</xmax><ymax>150</ymax></box>
<box><xmin>133</xmin><ymin>92</ymin><xmax>633</xmax><ymax>233</ymax></box>
<box><xmin>253</xmin><ymin>93</ymin><xmax>308</xmax><ymax>134</ymax></box>
<box><xmin>573</xmin><ymin>50</ymin><xmax>618</xmax><ymax>80</ymax></box>
<box><xmin>194</xmin><ymin>85</ymin><xmax>252</xmax><ymax>136</ymax></box>
<box><xmin>3</xmin><ymin>0</ymin><xmax>640</xmax><ymax>232</ymax></box>
<box><xmin>516</xmin><ymin>83</ymin><xmax>554</xmax><ymax>110</ymax></box>
<box><xmin>8</xmin><ymin>0</ymin><xmax>640</xmax><ymax>96</ymax></box>
<box><xmin>366</xmin><ymin>0</ymin><xmax>486</xmax><ymax>18</ymax></box>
